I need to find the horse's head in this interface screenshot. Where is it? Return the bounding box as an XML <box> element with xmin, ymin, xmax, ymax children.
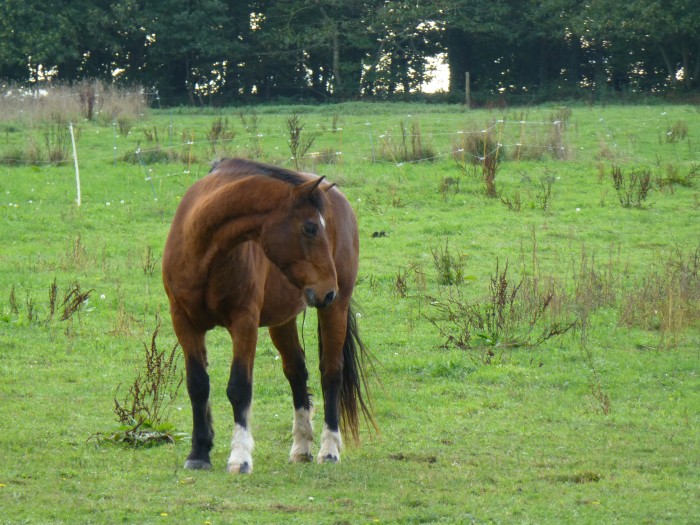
<box><xmin>260</xmin><ymin>177</ymin><xmax>338</xmax><ymax>308</ymax></box>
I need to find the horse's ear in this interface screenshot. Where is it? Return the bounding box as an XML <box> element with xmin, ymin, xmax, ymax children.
<box><xmin>323</xmin><ymin>182</ymin><xmax>337</xmax><ymax>192</ymax></box>
<box><xmin>297</xmin><ymin>176</ymin><xmax>326</xmax><ymax>198</ymax></box>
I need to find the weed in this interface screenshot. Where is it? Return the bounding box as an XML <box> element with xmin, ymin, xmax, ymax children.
<box><xmin>536</xmin><ymin>174</ymin><xmax>556</xmax><ymax>211</ymax></box>
<box><xmin>107</xmin><ymin>313</ymin><xmax>185</xmax><ymax>446</ymax></box>
<box><xmin>500</xmin><ymin>190</ymin><xmax>522</xmax><ymax>211</ymax></box>
<box><xmin>655</xmin><ymin>160</ymin><xmax>699</xmax><ymax>188</ymax></box>
<box><xmin>206</xmin><ymin>116</ymin><xmax>235</xmax><ymax>157</ymax></box>
<box><xmin>60</xmin><ymin>281</ymin><xmax>93</xmax><ymax>321</ymax></box>
<box><xmin>428</xmin><ymin>260</ymin><xmax>575</xmax><ymax>362</ymax></box>
<box><xmin>431</xmin><ymin>239</ymin><xmax>466</xmax><ymax>286</ymax></box>
<box><xmin>286</xmin><ymin>113</ymin><xmax>317</xmax><ymax>170</ymax></box>
<box><xmin>46</xmin><ymin>278</ymin><xmax>58</xmax><ymax>325</ymax></box>
<box><xmin>25</xmin><ymin>292</ymin><xmax>37</xmax><ymax>324</ymax></box>
<box><xmin>611</xmin><ymin>165</ymin><xmax>653</xmax><ymax>208</ymax></box>
<box><xmin>9</xmin><ymin>285</ymin><xmax>18</xmax><ymax>315</ymax></box>
<box><xmin>141</xmin><ymin>245</ymin><xmax>160</xmax><ymax>277</ymax></box>
<box><xmin>439</xmin><ymin>176</ymin><xmax>460</xmax><ymax>200</ymax></box>
<box><xmin>394</xmin><ymin>263</ymin><xmax>425</xmax><ymax>298</ymax></box>
<box><xmin>579</xmin><ymin>314</ymin><xmax>611</xmax><ymax>415</ymax></box>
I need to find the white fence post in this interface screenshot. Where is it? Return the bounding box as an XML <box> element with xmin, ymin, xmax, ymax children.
<box><xmin>69</xmin><ymin>122</ymin><xmax>81</xmax><ymax>206</ymax></box>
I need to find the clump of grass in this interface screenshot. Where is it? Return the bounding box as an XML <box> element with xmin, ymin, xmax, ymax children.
<box><xmin>116</xmin><ymin>116</ymin><xmax>133</xmax><ymax>137</ymax></box>
<box><xmin>511</xmin><ymin>110</ymin><xmax>571</xmax><ymax>161</ymax></box>
<box><xmin>98</xmin><ymin>314</ymin><xmax>185</xmax><ymax>447</ymax></box>
<box><xmin>43</xmin><ymin>119</ymin><xmax>71</xmax><ymax>164</ymax></box>
<box><xmin>665</xmin><ymin>119</ymin><xmax>688</xmax><ymax>143</ymax></box>
<box><xmin>452</xmin><ymin>125</ymin><xmax>500</xmax><ymax>166</ymax></box>
<box><xmin>611</xmin><ymin>165</ymin><xmax>653</xmax><ymax>208</ymax></box>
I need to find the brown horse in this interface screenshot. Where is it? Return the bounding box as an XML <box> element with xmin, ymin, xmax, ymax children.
<box><xmin>163</xmin><ymin>158</ymin><xmax>374</xmax><ymax>473</ymax></box>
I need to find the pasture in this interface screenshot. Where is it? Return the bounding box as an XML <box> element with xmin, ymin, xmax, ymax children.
<box><xmin>1</xmin><ymin>101</ymin><xmax>699</xmax><ymax>524</ymax></box>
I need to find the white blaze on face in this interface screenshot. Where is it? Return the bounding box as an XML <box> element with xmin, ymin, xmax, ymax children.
<box><xmin>319</xmin><ymin>213</ymin><xmax>326</xmax><ymax>230</ymax></box>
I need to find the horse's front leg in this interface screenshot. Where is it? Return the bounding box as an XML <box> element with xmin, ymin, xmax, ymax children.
<box><xmin>226</xmin><ymin>316</ymin><xmax>258</xmax><ymax>474</ymax></box>
<box><xmin>170</xmin><ymin>308</ymin><xmax>213</xmax><ymax>470</ymax></box>
<box><xmin>317</xmin><ymin>304</ymin><xmax>349</xmax><ymax>464</ymax></box>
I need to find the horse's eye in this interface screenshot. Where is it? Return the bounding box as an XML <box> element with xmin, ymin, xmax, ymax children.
<box><xmin>303</xmin><ymin>221</ymin><xmax>318</xmax><ymax>237</ymax></box>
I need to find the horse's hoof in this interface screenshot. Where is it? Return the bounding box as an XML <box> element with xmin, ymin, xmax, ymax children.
<box><xmin>227</xmin><ymin>461</ymin><xmax>252</xmax><ymax>474</ymax></box>
<box><xmin>184</xmin><ymin>458</ymin><xmax>212</xmax><ymax>470</ymax></box>
<box><xmin>290</xmin><ymin>453</ymin><xmax>314</xmax><ymax>464</ymax></box>
<box><xmin>318</xmin><ymin>454</ymin><xmax>339</xmax><ymax>464</ymax></box>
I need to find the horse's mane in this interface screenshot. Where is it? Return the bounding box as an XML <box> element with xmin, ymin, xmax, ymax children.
<box><xmin>210</xmin><ymin>158</ymin><xmax>326</xmax><ymax>211</ymax></box>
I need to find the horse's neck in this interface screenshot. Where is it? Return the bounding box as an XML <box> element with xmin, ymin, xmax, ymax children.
<box><xmin>185</xmin><ymin>176</ymin><xmax>289</xmax><ymax>267</ymax></box>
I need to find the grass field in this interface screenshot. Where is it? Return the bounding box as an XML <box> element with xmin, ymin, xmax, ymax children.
<box><xmin>1</xmin><ymin>101</ymin><xmax>699</xmax><ymax>524</ymax></box>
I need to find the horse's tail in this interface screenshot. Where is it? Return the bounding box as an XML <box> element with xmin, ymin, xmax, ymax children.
<box><xmin>320</xmin><ymin>301</ymin><xmax>378</xmax><ymax>444</ymax></box>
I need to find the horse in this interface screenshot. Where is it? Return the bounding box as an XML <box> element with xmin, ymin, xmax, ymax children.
<box><xmin>162</xmin><ymin>158</ymin><xmax>374</xmax><ymax>473</ymax></box>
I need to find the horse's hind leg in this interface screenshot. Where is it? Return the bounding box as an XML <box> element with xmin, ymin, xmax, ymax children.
<box><xmin>171</xmin><ymin>308</ymin><xmax>213</xmax><ymax>470</ymax></box>
<box><xmin>269</xmin><ymin>319</ymin><xmax>314</xmax><ymax>463</ymax></box>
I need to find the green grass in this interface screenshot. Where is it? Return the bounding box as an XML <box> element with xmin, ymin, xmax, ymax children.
<box><xmin>1</xmin><ymin>103</ymin><xmax>699</xmax><ymax>524</ymax></box>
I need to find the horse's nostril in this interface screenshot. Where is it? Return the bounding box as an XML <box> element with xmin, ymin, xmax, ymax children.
<box><xmin>324</xmin><ymin>290</ymin><xmax>337</xmax><ymax>305</ymax></box>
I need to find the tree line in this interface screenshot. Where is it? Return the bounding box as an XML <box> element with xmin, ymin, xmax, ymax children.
<box><xmin>1</xmin><ymin>0</ymin><xmax>698</xmax><ymax>105</ymax></box>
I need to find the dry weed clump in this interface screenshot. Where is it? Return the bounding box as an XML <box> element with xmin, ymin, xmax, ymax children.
<box><xmin>453</xmin><ymin>123</ymin><xmax>502</xmax><ymax>197</ymax></box>
<box><xmin>428</xmin><ymin>260</ymin><xmax>575</xmax><ymax>363</ymax></box>
<box><xmin>379</xmin><ymin>118</ymin><xmax>436</xmax><ymax>164</ymax></box>
<box><xmin>619</xmin><ymin>246</ymin><xmax>700</xmax><ymax>345</ymax></box>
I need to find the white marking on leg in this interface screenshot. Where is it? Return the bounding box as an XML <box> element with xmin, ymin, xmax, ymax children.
<box><xmin>317</xmin><ymin>423</ymin><xmax>342</xmax><ymax>464</ymax></box>
<box><xmin>227</xmin><ymin>423</ymin><xmax>254</xmax><ymax>474</ymax></box>
<box><xmin>290</xmin><ymin>407</ymin><xmax>314</xmax><ymax>463</ymax></box>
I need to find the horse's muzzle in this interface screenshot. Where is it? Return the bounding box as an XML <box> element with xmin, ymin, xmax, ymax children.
<box><xmin>305</xmin><ymin>288</ymin><xmax>337</xmax><ymax>308</ymax></box>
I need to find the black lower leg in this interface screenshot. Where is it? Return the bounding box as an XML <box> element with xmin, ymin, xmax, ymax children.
<box><xmin>321</xmin><ymin>373</ymin><xmax>341</xmax><ymax>433</ymax></box>
<box><xmin>227</xmin><ymin>359</ymin><xmax>253</xmax><ymax>428</ymax></box>
<box><xmin>185</xmin><ymin>358</ymin><xmax>213</xmax><ymax>469</ymax></box>
<box><xmin>286</xmin><ymin>358</ymin><xmax>311</xmax><ymax>412</ymax></box>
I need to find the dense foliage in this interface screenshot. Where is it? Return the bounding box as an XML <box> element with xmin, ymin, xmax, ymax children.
<box><xmin>1</xmin><ymin>0</ymin><xmax>699</xmax><ymax>103</ymax></box>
